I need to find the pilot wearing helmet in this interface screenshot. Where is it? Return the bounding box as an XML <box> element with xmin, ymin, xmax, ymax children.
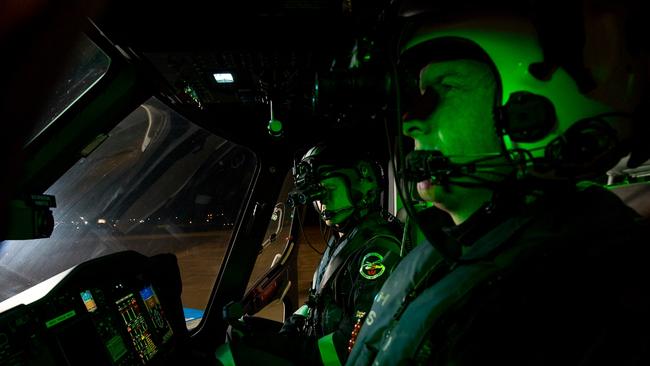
<box><xmin>348</xmin><ymin>3</ymin><xmax>650</xmax><ymax>366</ymax></box>
<box><xmin>281</xmin><ymin>140</ymin><xmax>402</xmax><ymax>365</ymax></box>
<box><xmin>224</xmin><ymin>139</ymin><xmax>403</xmax><ymax>365</ymax></box>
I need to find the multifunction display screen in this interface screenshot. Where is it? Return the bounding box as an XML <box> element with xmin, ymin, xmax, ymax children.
<box><xmin>115</xmin><ymin>293</ymin><xmax>158</xmax><ymax>364</ymax></box>
<box><xmin>139</xmin><ymin>286</ymin><xmax>173</xmax><ymax>343</ymax></box>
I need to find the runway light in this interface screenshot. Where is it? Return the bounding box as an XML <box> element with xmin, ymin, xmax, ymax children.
<box><xmin>213</xmin><ymin>73</ymin><xmax>234</xmax><ymax>84</ymax></box>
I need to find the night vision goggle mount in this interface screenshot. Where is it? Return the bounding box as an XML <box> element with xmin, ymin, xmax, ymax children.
<box><xmin>287</xmin><ymin>159</ymin><xmax>327</xmax><ymax>208</ymax></box>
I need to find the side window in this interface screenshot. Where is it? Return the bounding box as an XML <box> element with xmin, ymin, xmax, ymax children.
<box><xmin>244</xmin><ymin>173</ymin><xmax>296</xmax><ymax>322</ymax></box>
<box><xmin>244</xmin><ymin>171</ymin><xmax>329</xmax><ymax>322</ymax></box>
<box><xmin>0</xmin><ymin>97</ymin><xmax>257</xmax><ymax>331</ymax></box>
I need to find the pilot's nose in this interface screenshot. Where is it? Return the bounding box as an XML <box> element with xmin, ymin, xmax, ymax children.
<box><xmin>402</xmin><ymin>118</ymin><xmax>430</xmax><ymax>138</ymax></box>
<box><xmin>401</xmin><ymin>87</ymin><xmax>438</xmax><ymax>138</ymax></box>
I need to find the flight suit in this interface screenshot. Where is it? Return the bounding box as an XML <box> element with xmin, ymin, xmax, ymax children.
<box><xmin>283</xmin><ymin>210</ymin><xmax>402</xmax><ymax>364</ymax></box>
<box><xmin>347</xmin><ymin>186</ymin><xmax>650</xmax><ymax>365</ymax></box>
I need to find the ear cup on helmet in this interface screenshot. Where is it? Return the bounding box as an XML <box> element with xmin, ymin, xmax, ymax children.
<box><xmin>497</xmin><ymin>91</ymin><xmax>557</xmax><ymax>142</ymax></box>
<box><xmin>354</xmin><ymin>161</ymin><xmax>384</xmax><ymax>208</ymax></box>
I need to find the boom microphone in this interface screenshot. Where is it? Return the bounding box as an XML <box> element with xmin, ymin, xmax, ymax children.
<box><xmin>403</xmin><ymin>150</ymin><xmax>479</xmax><ymax>184</ymax></box>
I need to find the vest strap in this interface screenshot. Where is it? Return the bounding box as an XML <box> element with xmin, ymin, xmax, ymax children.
<box><xmin>214</xmin><ymin>343</ymin><xmax>236</xmax><ymax>366</ymax></box>
<box><xmin>318</xmin><ymin>333</ymin><xmax>343</xmax><ymax>366</ymax></box>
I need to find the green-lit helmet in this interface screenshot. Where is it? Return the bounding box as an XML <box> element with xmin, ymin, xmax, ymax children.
<box><xmin>288</xmin><ymin>141</ymin><xmax>383</xmax><ymax>227</ymax></box>
<box><xmin>398</xmin><ymin>8</ymin><xmax>645</xmax><ymax>179</ymax></box>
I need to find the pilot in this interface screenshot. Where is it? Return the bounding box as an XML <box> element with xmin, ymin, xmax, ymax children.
<box><xmin>280</xmin><ymin>140</ymin><xmax>403</xmax><ymax>364</ymax></box>
<box><xmin>222</xmin><ymin>140</ymin><xmax>403</xmax><ymax>365</ymax></box>
<box><xmin>347</xmin><ymin>3</ymin><xmax>650</xmax><ymax>365</ymax></box>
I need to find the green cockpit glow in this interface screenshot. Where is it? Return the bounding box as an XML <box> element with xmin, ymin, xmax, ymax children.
<box><xmin>267</xmin><ymin>118</ymin><xmax>283</xmax><ymax>136</ymax></box>
<box><xmin>183</xmin><ymin>84</ymin><xmax>202</xmax><ymax>108</ymax></box>
<box><xmin>45</xmin><ymin>310</ymin><xmax>76</xmax><ymax>328</ymax></box>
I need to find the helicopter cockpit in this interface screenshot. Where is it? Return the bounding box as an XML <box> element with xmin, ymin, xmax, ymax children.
<box><xmin>1</xmin><ymin>1</ymin><xmax>396</xmax><ymax>364</ymax></box>
<box><xmin>1</xmin><ymin>1</ymin><xmax>649</xmax><ymax>365</ymax></box>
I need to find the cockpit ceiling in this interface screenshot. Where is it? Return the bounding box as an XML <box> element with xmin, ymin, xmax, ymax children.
<box><xmin>95</xmin><ymin>1</ymin><xmax>363</xmax><ymax>109</ymax></box>
<box><xmin>94</xmin><ymin>0</ymin><xmax>358</xmax><ymax>55</ymax></box>
<box><xmin>144</xmin><ymin>50</ymin><xmax>318</xmax><ymax>107</ymax></box>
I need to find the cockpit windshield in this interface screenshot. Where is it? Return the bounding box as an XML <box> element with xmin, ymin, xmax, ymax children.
<box><xmin>0</xmin><ymin>97</ymin><xmax>258</xmax><ymax>329</ymax></box>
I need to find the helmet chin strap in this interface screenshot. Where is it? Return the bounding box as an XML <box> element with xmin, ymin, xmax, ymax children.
<box><xmin>322</xmin><ymin>205</ymin><xmax>362</xmax><ymax>233</ymax></box>
<box><xmin>321</xmin><ymin>185</ymin><xmax>377</xmax><ymax>232</ymax></box>
<box><xmin>321</xmin><ymin>206</ymin><xmax>355</xmax><ymax>221</ymax></box>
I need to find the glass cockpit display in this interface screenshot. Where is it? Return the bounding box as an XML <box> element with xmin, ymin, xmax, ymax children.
<box><xmin>116</xmin><ymin>293</ymin><xmax>158</xmax><ymax>364</ymax></box>
<box><xmin>0</xmin><ymin>251</ymin><xmax>181</xmax><ymax>365</ymax></box>
<box><xmin>80</xmin><ymin>290</ymin><xmax>98</xmax><ymax>312</ymax></box>
<box><xmin>139</xmin><ymin>285</ymin><xmax>173</xmax><ymax>343</ymax></box>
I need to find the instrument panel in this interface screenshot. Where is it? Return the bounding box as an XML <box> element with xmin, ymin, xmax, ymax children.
<box><xmin>0</xmin><ymin>251</ymin><xmax>186</xmax><ymax>366</ymax></box>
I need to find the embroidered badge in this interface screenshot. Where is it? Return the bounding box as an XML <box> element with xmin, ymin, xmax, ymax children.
<box><xmin>359</xmin><ymin>252</ymin><xmax>385</xmax><ymax>280</ymax></box>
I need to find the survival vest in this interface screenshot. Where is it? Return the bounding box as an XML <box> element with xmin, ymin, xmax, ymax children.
<box><xmin>307</xmin><ymin>212</ymin><xmax>401</xmax><ymax>338</ymax></box>
<box><xmin>347</xmin><ymin>213</ymin><xmax>534</xmax><ymax>365</ymax></box>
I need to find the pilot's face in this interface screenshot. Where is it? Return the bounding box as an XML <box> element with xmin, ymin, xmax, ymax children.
<box><xmin>402</xmin><ymin>59</ymin><xmax>502</xmax><ymax>222</ymax></box>
<box><xmin>314</xmin><ymin>175</ymin><xmax>355</xmax><ymax>226</ymax></box>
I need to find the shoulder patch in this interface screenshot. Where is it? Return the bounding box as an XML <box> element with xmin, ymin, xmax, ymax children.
<box><xmin>359</xmin><ymin>252</ymin><xmax>386</xmax><ymax>280</ymax></box>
